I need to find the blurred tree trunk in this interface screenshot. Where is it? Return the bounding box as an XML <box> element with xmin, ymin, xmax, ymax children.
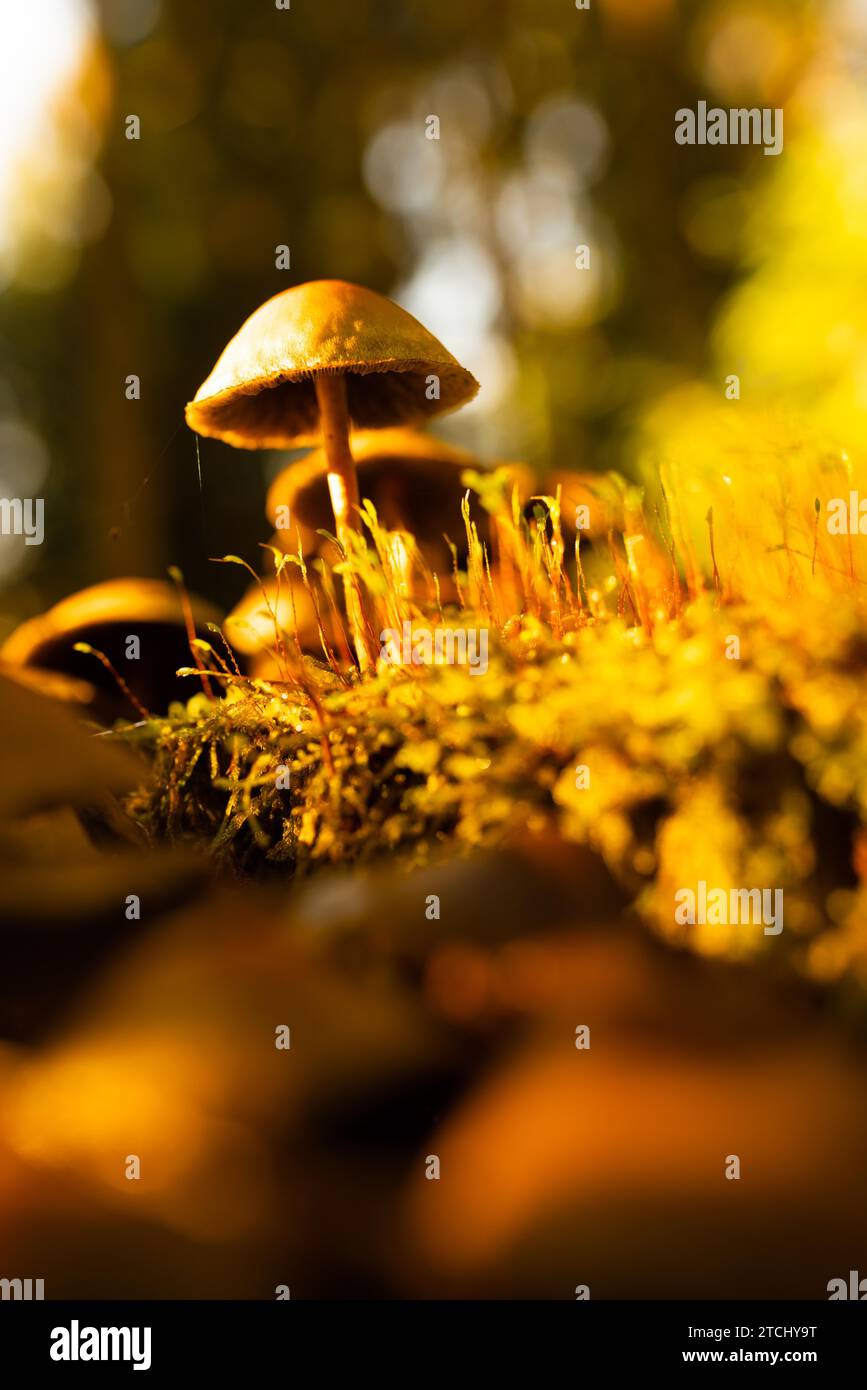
<box><xmin>77</xmin><ymin>177</ymin><xmax>162</xmax><ymax>579</ymax></box>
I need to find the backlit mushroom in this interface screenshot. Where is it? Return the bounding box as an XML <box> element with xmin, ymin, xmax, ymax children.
<box><xmin>266</xmin><ymin>427</ymin><xmax>491</xmax><ymax>573</ymax></box>
<box><xmin>267</xmin><ymin>426</ymin><xmax>533</xmax><ymax>580</ymax></box>
<box><xmin>185</xmin><ymin>281</ymin><xmax>479</xmax><ymax>551</ymax></box>
<box><xmin>225</xmin><ymin>576</ymin><xmax>331</xmax><ymax>668</ymax></box>
<box><xmin>547</xmin><ymin>469</ymin><xmax>627</xmax><ymax>543</ymax></box>
<box><xmin>0</xmin><ymin>578</ymin><xmax>223</xmax><ymax>724</ymax></box>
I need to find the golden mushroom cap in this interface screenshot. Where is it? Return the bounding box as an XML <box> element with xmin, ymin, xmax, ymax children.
<box><xmin>185</xmin><ymin>280</ymin><xmax>480</xmax><ymax>449</ymax></box>
<box><xmin>547</xmin><ymin>470</ymin><xmax>627</xmax><ymax>540</ymax></box>
<box><xmin>266</xmin><ymin>427</ymin><xmax>482</xmax><ymax>535</ymax></box>
<box><xmin>0</xmin><ymin>578</ymin><xmax>222</xmax><ymax>669</ymax></box>
<box><xmin>266</xmin><ymin>427</ymin><xmax>535</xmax><ymax>560</ymax></box>
<box><xmin>0</xmin><ymin>579</ymin><xmax>225</xmax><ymax>722</ymax></box>
<box><xmin>224</xmin><ymin>578</ymin><xmax>321</xmax><ymax>655</ymax></box>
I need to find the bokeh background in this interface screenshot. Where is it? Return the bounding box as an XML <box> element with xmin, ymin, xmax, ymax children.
<box><xmin>3</xmin><ymin>0</ymin><xmax>865</xmax><ymax>624</ymax></box>
<box><xmin>5</xmin><ymin>0</ymin><xmax>867</xmax><ymax>1302</ymax></box>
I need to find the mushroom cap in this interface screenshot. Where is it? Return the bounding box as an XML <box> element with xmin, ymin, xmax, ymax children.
<box><xmin>267</xmin><ymin>428</ymin><xmax>481</xmax><ymax>538</ymax></box>
<box><xmin>547</xmin><ymin>470</ymin><xmax>627</xmax><ymax>541</ymax></box>
<box><xmin>224</xmin><ymin>577</ymin><xmax>323</xmax><ymax>656</ymax></box>
<box><xmin>1</xmin><ymin>579</ymin><xmax>221</xmax><ymax>669</ymax></box>
<box><xmin>0</xmin><ymin>579</ymin><xmax>224</xmax><ymax>721</ymax></box>
<box><xmin>185</xmin><ymin>281</ymin><xmax>480</xmax><ymax>449</ymax></box>
<box><xmin>267</xmin><ymin>427</ymin><xmax>534</xmax><ymax>561</ymax></box>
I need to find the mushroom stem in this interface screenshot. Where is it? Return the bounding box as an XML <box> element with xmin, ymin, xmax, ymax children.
<box><xmin>315</xmin><ymin>374</ymin><xmax>360</xmax><ymax>540</ymax></box>
<box><xmin>314</xmin><ymin>373</ymin><xmax>373</xmax><ymax>671</ymax></box>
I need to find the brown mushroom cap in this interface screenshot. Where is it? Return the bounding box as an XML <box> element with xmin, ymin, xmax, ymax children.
<box><xmin>1</xmin><ymin>579</ymin><xmax>220</xmax><ymax>667</ymax></box>
<box><xmin>266</xmin><ymin>428</ymin><xmax>479</xmax><ymax>538</ymax></box>
<box><xmin>225</xmin><ymin>578</ymin><xmax>324</xmax><ymax>657</ymax></box>
<box><xmin>0</xmin><ymin>579</ymin><xmax>223</xmax><ymax>721</ymax></box>
<box><xmin>546</xmin><ymin>470</ymin><xmax>627</xmax><ymax>541</ymax></box>
<box><xmin>267</xmin><ymin>427</ymin><xmax>534</xmax><ymax>562</ymax></box>
<box><xmin>185</xmin><ymin>281</ymin><xmax>480</xmax><ymax>450</ymax></box>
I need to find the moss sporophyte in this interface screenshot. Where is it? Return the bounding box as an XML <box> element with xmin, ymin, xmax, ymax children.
<box><xmin>110</xmin><ymin>507</ymin><xmax>867</xmax><ymax>993</ymax></box>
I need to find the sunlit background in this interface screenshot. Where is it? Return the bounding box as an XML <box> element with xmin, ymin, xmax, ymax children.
<box><xmin>3</xmin><ymin>0</ymin><xmax>865</xmax><ymax>628</ymax></box>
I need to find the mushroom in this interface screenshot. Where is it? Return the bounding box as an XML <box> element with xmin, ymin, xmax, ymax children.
<box><xmin>185</xmin><ymin>282</ymin><xmax>479</xmax><ymax>665</ymax></box>
<box><xmin>546</xmin><ymin>469</ymin><xmax>627</xmax><ymax>543</ymax></box>
<box><xmin>266</xmin><ymin>426</ymin><xmax>534</xmax><ymax>577</ymax></box>
<box><xmin>185</xmin><ymin>280</ymin><xmax>479</xmax><ymax>544</ymax></box>
<box><xmin>224</xmin><ymin>576</ymin><xmax>331</xmax><ymax>667</ymax></box>
<box><xmin>0</xmin><ymin>578</ymin><xmax>223</xmax><ymax>724</ymax></box>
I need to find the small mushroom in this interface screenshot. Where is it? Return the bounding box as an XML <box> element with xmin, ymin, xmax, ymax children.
<box><xmin>267</xmin><ymin>426</ymin><xmax>534</xmax><ymax>578</ymax></box>
<box><xmin>224</xmin><ymin>577</ymin><xmax>330</xmax><ymax>665</ymax></box>
<box><xmin>185</xmin><ymin>281</ymin><xmax>479</xmax><ymax>553</ymax></box>
<box><xmin>546</xmin><ymin>469</ymin><xmax>627</xmax><ymax>543</ymax></box>
<box><xmin>0</xmin><ymin>578</ymin><xmax>223</xmax><ymax>724</ymax></box>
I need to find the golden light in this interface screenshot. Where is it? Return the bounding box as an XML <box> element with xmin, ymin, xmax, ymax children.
<box><xmin>0</xmin><ymin>0</ymin><xmax>106</xmax><ymax>289</ymax></box>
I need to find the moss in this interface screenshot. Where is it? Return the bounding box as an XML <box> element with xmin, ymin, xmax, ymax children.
<box><xmin>108</xmin><ymin>465</ymin><xmax>867</xmax><ymax>986</ymax></box>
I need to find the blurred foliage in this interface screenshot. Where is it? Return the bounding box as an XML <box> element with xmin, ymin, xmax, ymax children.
<box><xmin>0</xmin><ymin>0</ymin><xmax>828</xmax><ymax>628</ymax></box>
